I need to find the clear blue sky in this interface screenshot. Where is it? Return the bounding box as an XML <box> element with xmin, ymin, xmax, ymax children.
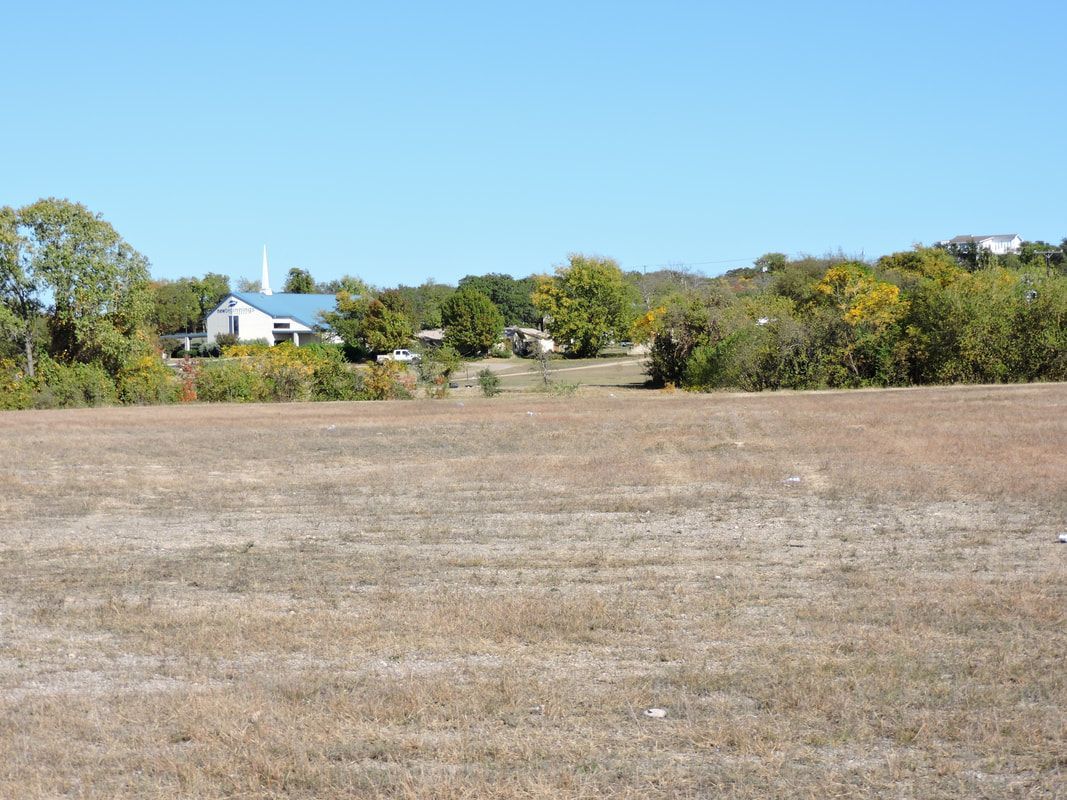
<box><xmin>3</xmin><ymin>1</ymin><xmax>1065</xmax><ymax>287</ymax></box>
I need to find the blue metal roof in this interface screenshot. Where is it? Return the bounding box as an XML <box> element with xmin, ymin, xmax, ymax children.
<box><xmin>231</xmin><ymin>292</ymin><xmax>338</xmax><ymax>329</ymax></box>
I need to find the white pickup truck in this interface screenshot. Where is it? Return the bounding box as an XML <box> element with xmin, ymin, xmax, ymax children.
<box><xmin>376</xmin><ymin>349</ymin><xmax>421</xmax><ymax>364</ymax></box>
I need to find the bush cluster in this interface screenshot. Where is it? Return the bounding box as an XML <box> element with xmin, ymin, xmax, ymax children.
<box><xmin>647</xmin><ymin>255</ymin><xmax>1066</xmax><ymax>391</ymax></box>
<box><xmin>195</xmin><ymin>343</ymin><xmax>369</xmax><ymax>403</ymax></box>
<box><xmin>0</xmin><ymin>354</ymin><xmax>182</xmax><ymax>410</ymax></box>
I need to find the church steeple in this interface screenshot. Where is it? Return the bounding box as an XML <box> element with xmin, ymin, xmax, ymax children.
<box><xmin>260</xmin><ymin>245</ymin><xmax>273</xmax><ymax>295</ymax></box>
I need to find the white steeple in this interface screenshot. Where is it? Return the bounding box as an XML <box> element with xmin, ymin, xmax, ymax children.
<box><xmin>260</xmin><ymin>245</ymin><xmax>273</xmax><ymax>295</ymax></box>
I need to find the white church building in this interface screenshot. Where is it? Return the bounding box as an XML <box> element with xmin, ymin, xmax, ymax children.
<box><xmin>205</xmin><ymin>247</ymin><xmax>339</xmax><ymax>346</ymax></box>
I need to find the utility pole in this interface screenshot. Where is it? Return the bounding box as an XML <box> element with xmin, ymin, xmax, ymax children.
<box><xmin>1034</xmin><ymin>249</ymin><xmax>1061</xmax><ymax>277</ymax></box>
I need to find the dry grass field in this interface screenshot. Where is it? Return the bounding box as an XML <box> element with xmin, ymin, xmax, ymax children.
<box><xmin>1</xmin><ymin>384</ymin><xmax>1064</xmax><ymax>799</ymax></box>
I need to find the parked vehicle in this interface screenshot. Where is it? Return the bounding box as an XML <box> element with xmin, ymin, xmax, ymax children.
<box><xmin>376</xmin><ymin>349</ymin><xmax>421</xmax><ymax>364</ymax></box>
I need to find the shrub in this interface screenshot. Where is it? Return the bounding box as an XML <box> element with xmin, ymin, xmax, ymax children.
<box><xmin>33</xmin><ymin>359</ymin><xmax>118</xmax><ymax>408</ymax></box>
<box><xmin>539</xmin><ymin>379</ymin><xmax>580</xmax><ymax>396</ymax></box>
<box><xmin>199</xmin><ymin>343</ymin><xmax>371</xmax><ymax>403</ymax></box>
<box><xmin>309</xmin><ymin>347</ymin><xmax>364</xmax><ymax>401</ymax></box>
<box><xmin>195</xmin><ymin>360</ymin><xmax>263</xmax><ymax>402</ymax></box>
<box><xmin>478</xmin><ymin>368</ymin><xmax>501</xmax><ymax>397</ymax></box>
<box><xmin>416</xmin><ymin>344</ymin><xmax>463</xmax><ymax>398</ymax></box>
<box><xmin>0</xmin><ymin>360</ymin><xmax>34</xmax><ymax>410</ymax></box>
<box><xmin>214</xmin><ymin>333</ymin><xmax>238</xmax><ymax>349</ymax></box>
<box><xmin>364</xmin><ymin>360</ymin><xmax>414</xmax><ymax>400</ymax></box>
<box><xmin>221</xmin><ymin>342</ymin><xmax>271</xmax><ymax>358</ymax></box>
<box><xmin>165</xmin><ymin>340</ymin><xmax>189</xmax><ymax>358</ymax></box>
<box><xmin>118</xmin><ymin>356</ymin><xmax>181</xmax><ymax>405</ymax></box>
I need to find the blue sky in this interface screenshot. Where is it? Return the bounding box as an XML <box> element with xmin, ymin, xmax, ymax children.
<box><xmin>3</xmin><ymin>1</ymin><xmax>1065</xmax><ymax>287</ymax></box>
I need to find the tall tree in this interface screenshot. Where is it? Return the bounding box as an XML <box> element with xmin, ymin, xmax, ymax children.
<box><xmin>317</xmin><ymin>275</ymin><xmax>370</xmax><ymax>295</ymax></box>
<box><xmin>0</xmin><ymin>206</ymin><xmax>42</xmax><ymax>377</ymax></box>
<box><xmin>5</xmin><ymin>198</ymin><xmax>153</xmax><ymax>375</ymax></box>
<box><xmin>394</xmin><ymin>281</ymin><xmax>456</xmax><ymax>330</ymax></box>
<box><xmin>533</xmin><ymin>254</ymin><xmax>637</xmax><ymax>357</ymax></box>
<box><xmin>322</xmin><ymin>290</ymin><xmax>412</xmax><ymax>356</ymax></box>
<box><xmin>457</xmin><ymin>273</ymin><xmax>539</xmax><ymax>326</ymax></box>
<box><xmin>152</xmin><ymin>272</ymin><xmax>231</xmax><ymax>334</ymax></box>
<box><xmin>440</xmin><ymin>288</ymin><xmax>504</xmax><ymax>356</ymax></box>
<box><xmin>284</xmin><ymin>267</ymin><xmax>316</xmax><ymax>293</ymax></box>
<box><xmin>194</xmin><ymin>273</ymin><xmax>231</xmax><ymax>318</ymax></box>
<box><xmin>152</xmin><ymin>280</ymin><xmax>201</xmax><ymax>334</ymax></box>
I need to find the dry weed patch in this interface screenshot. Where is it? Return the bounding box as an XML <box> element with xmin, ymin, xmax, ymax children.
<box><xmin>1</xmin><ymin>384</ymin><xmax>1064</xmax><ymax>798</ymax></box>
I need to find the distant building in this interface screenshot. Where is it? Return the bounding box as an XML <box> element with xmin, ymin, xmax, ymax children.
<box><xmin>504</xmin><ymin>326</ymin><xmax>555</xmax><ymax>356</ymax></box>
<box><xmin>205</xmin><ymin>292</ymin><xmax>339</xmax><ymax>346</ymax></box>
<box><xmin>937</xmin><ymin>234</ymin><xmax>1022</xmax><ymax>255</ymax></box>
<box><xmin>204</xmin><ymin>246</ymin><xmax>339</xmax><ymax>346</ymax></box>
<box><xmin>413</xmin><ymin>328</ymin><xmax>446</xmax><ymax>346</ymax></box>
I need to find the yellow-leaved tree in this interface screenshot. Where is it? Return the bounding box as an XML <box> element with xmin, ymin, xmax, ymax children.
<box><xmin>814</xmin><ymin>263</ymin><xmax>908</xmax><ymax>384</ymax></box>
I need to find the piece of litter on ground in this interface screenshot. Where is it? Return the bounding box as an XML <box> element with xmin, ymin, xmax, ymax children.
<box><xmin>714</xmin><ymin>575</ymin><xmax>723</xmax><ymax>580</ymax></box>
<box><xmin>325</xmin><ymin>424</ymin><xmax>336</xmax><ymax>431</ymax></box>
<box><xmin>526</xmin><ymin>411</ymin><xmax>536</xmax><ymax>416</ymax></box>
<box><xmin>783</xmin><ymin>476</ymin><xmax>801</xmax><ymax>483</ymax></box>
<box><xmin>1058</xmin><ymin>533</ymin><xmax>1067</xmax><ymax>544</ymax></box>
<box><xmin>785</xmin><ymin>542</ymin><xmax>806</xmax><ymax>548</ymax></box>
<box><xmin>643</xmin><ymin>708</ymin><xmax>667</xmax><ymax>719</ymax></box>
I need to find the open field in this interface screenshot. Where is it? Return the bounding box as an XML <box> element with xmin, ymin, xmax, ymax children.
<box><xmin>1</xmin><ymin>384</ymin><xmax>1064</xmax><ymax>798</ymax></box>
<box><xmin>454</xmin><ymin>355</ymin><xmax>649</xmax><ymax>391</ymax></box>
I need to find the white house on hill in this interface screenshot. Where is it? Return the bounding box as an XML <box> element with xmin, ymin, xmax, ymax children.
<box><xmin>937</xmin><ymin>234</ymin><xmax>1022</xmax><ymax>255</ymax></box>
<box><xmin>205</xmin><ymin>246</ymin><xmax>339</xmax><ymax>346</ymax></box>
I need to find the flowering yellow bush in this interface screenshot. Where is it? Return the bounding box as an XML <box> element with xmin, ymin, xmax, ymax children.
<box><xmin>118</xmin><ymin>355</ymin><xmax>180</xmax><ymax>405</ymax></box>
<box><xmin>817</xmin><ymin>264</ymin><xmax>907</xmax><ymax>328</ymax></box>
<box><xmin>0</xmin><ymin>359</ymin><xmax>34</xmax><ymax>410</ymax></box>
<box><xmin>630</xmin><ymin>305</ymin><xmax>666</xmax><ymax>343</ymax></box>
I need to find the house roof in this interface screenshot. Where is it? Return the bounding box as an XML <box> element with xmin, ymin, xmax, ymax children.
<box><xmin>942</xmin><ymin>234</ymin><xmax>1019</xmax><ymax>244</ymax></box>
<box><xmin>505</xmin><ymin>326</ymin><xmax>552</xmax><ymax>340</ymax></box>
<box><xmin>414</xmin><ymin>328</ymin><xmax>446</xmax><ymax>343</ymax></box>
<box><xmin>228</xmin><ymin>292</ymin><xmax>338</xmax><ymax>328</ymax></box>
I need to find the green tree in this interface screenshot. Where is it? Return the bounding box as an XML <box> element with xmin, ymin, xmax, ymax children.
<box><xmin>755</xmin><ymin>253</ymin><xmax>788</xmax><ymax>273</ymax></box>
<box><xmin>440</xmin><ymin>288</ymin><xmax>504</xmax><ymax>356</ymax></box>
<box><xmin>284</xmin><ymin>267</ymin><xmax>316</xmax><ymax>293</ymax></box>
<box><xmin>317</xmin><ymin>275</ymin><xmax>370</xmax><ymax>295</ymax></box>
<box><xmin>0</xmin><ymin>206</ymin><xmax>43</xmax><ymax>377</ymax></box>
<box><xmin>324</xmin><ymin>290</ymin><xmax>412</xmax><ymax>357</ymax></box>
<box><xmin>8</xmin><ymin>198</ymin><xmax>153</xmax><ymax>375</ymax></box>
<box><xmin>152</xmin><ymin>280</ymin><xmax>201</xmax><ymax>334</ymax></box>
<box><xmin>394</xmin><ymin>281</ymin><xmax>456</xmax><ymax>330</ymax></box>
<box><xmin>533</xmin><ymin>255</ymin><xmax>636</xmax><ymax>357</ymax></box>
<box><xmin>625</xmin><ymin>268</ymin><xmax>718</xmax><ymax>310</ymax></box>
<box><xmin>1016</xmin><ymin>240</ymin><xmax>1065</xmax><ymax>275</ymax></box>
<box><xmin>152</xmin><ymin>273</ymin><xmax>230</xmax><ymax>335</ymax></box>
<box><xmin>194</xmin><ymin>273</ymin><xmax>231</xmax><ymax>319</ymax></box>
<box><xmin>457</xmin><ymin>273</ymin><xmax>539</xmax><ymax>326</ymax></box>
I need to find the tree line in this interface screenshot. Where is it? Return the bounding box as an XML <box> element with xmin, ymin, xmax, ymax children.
<box><xmin>643</xmin><ymin>246</ymin><xmax>1066</xmax><ymax>390</ymax></box>
<box><xmin>3</xmin><ymin>197</ymin><xmax>1064</xmax><ymax>409</ymax></box>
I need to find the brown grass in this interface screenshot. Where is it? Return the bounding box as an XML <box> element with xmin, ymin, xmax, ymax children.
<box><xmin>1</xmin><ymin>383</ymin><xmax>1064</xmax><ymax>798</ymax></box>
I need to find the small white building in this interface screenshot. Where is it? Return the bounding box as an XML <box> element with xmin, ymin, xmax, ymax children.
<box><xmin>937</xmin><ymin>234</ymin><xmax>1022</xmax><ymax>255</ymax></box>
<box><xmin>204</xmin><ymin>246</ymin><xmax>339</xmax><ymax>346</ymax></box>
